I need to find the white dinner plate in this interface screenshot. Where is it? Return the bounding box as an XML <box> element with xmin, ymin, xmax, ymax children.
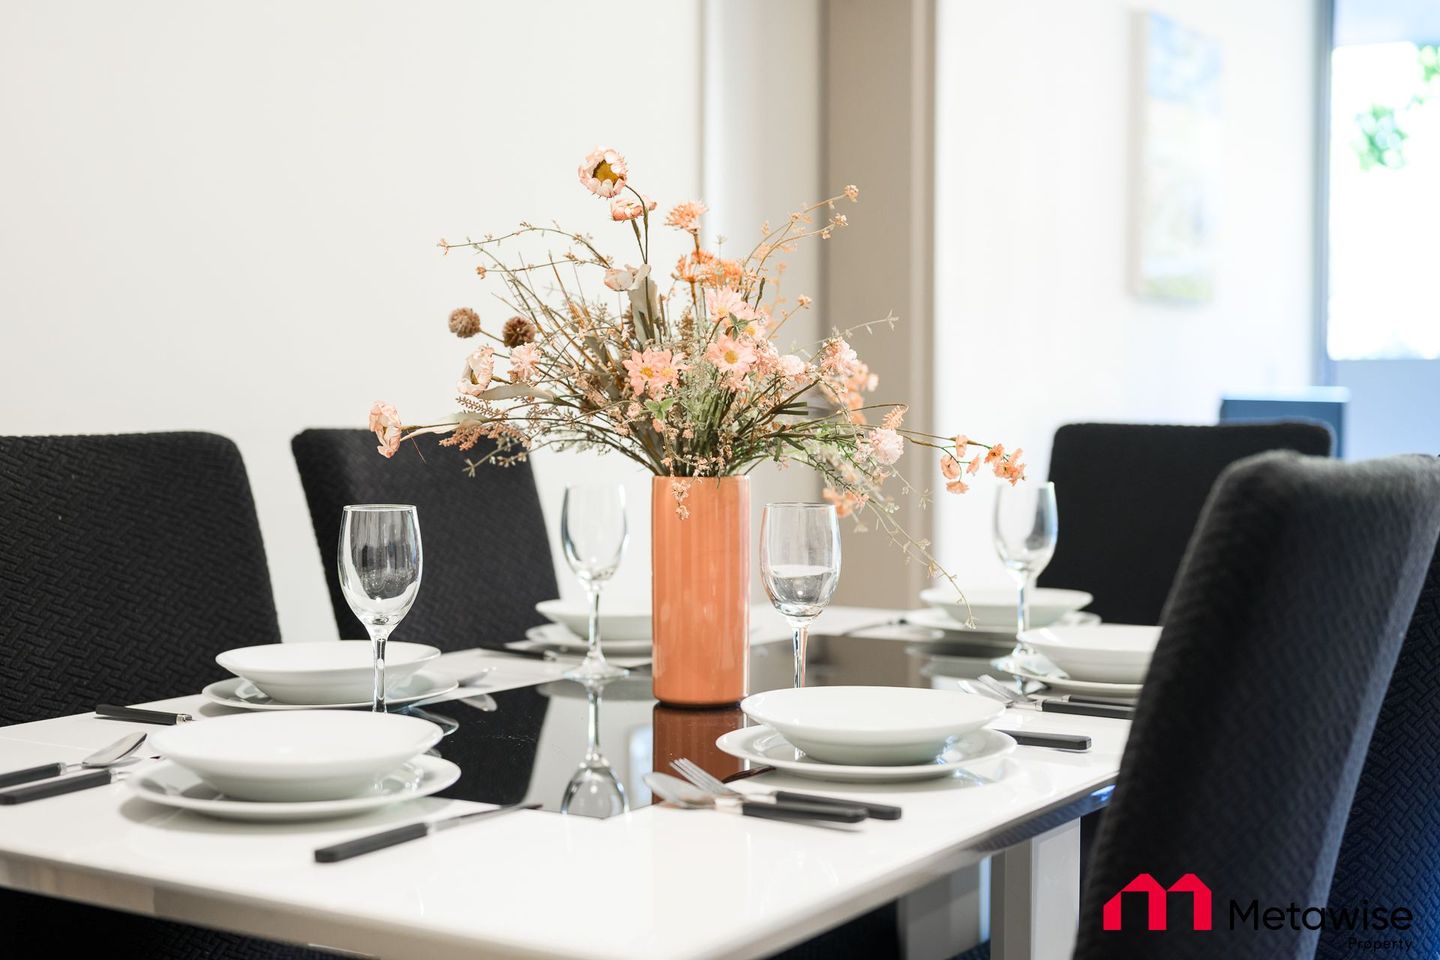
<box><xmin>918</xmin><ymin>587</ymin><xmax>1093</xmax><ymax>630</ymax></box>
<box><xmin>126</xmin><ymin>756</ymin><xmax>459</xmax><ymax>821</ymax></box>
<box><xmin>992</xmin><ymin>655</ymin><xmax>1143</xmax><ymax>698</ymax></box>
<box><xmin>741</xmin><ymin>686</ymin><xmax>1004</xmax><ymax>765</ymax></box>
<box><xmin>535</xmin><ymin>600</ymin><xmax>652</xmax><ymax>643</ymax></box>
<box><xmin>524</xmin><ymin>623</ymin><xmax>653</xmax><ymax>656</ymax></box>
<box><xmin>905</xmin><ymin>607</ymin><xmax>1101</xmax><ymax>642</ymax></box>
<box><xmin>716</xmin><ymin>725</ymin><xmax>1015</xmax><ymax>783</ymax></box>
<box><xmin>201</xmin><ymin>674</ymin><xmax>460</xmax><ymax>712</ymax></box>
<box><xmin>215</xmin><ymin>641</ymin><xmax>441</xmax><ymax>705</ymax></box>
<box><xmin>1020</xmin><ymin>624</ymin><xmax>1160</xmax><ymax>683</ymax></box>
<box><xmin>150</xmin><ymin>711</ymin><xmax>442</xmax><ymax>802</ymax></box>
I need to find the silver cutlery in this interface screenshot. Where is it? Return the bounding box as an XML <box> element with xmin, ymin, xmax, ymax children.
<box><xmin>0</xmin><ymin>732</ymin><xmax>150</xmax><ymax>789</ymax></box>
<box><xmin>95</xmin><ymin>704</ymin><xmax>194</xmax><ymax>725</ymax></box>
<box><xmin>669</xmin><ymin>757</ymin><xmax>901</xmax><ymax>820</ymax></box>
<box><xmin>971</xmin><ymin>675</ymin><xmax>1135</xmax><ymax>720</ymax></box>
<box><xmin>644</xmin><ymin>772</ymin><xmax>867</xmax><ymax>824</ymax></box>
<box><xmin>314</xmin><ymin>802</ymin><xmax>542</xmax><ymax>863</ymax></box>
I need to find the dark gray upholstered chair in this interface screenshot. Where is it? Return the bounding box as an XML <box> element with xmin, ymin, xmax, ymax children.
<box><xmin>291</xmin><ymin>429</ymin><xmax>558</xmax><ymax>650</ymax></box>
<box><xmin>1038</xmin><ymin>422</ymin><xmax>1334</xmax><ymax>625</ymax></box>
<box><xmin>0</xmin><ymin>433</ymin><xmax>333</xmax><ymax>957</ymax></box>
<box><xmin>1319</xmin><ymin>491</ymin><xmax>1440</xmax><ymax>959</ymax></box>
<box><xmin>1073</xmin><ymin>452</ymin><xmax>1440</xmax><ymax>960</ymax></box>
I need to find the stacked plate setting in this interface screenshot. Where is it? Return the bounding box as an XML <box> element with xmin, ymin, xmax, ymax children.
<box><xmin>205</xmin><ymin>641</ymin><xmax>456</xmax><ymax>710</ymax></box>
<box><xmin>529</xmin><ymin>600</ymin><xmax>654</xmax><ymax>655</ymax></box>
<box><xmin>993</xmin><ymin>624</ymin><xmax>1162</xmax><ymax>698</ymax></box>
<box><xmin>718</xmin><ymin>686</ymin><xmax>1014</xmax><ymax>783</ymax></box>
<box><xmin>911</xmin><ymin>587</ymin><xmax>1096</xmax><ymax>648</ymax></box>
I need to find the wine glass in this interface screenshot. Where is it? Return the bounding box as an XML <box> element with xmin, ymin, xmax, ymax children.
<box><xmin>760</xmin><ymin>503</ymin><xmax>842</xmax><ymax>688</ymax></box>
<box><xmin>560</xmin><ymin>677</ymin><xmax>628</xmax><ymax>819</ymax></box>
<box><xmin>338</xmin><ymin>504</ymin><xmax>423</xmax><ymax>712</ymax></box>
<box><xmin>560</xmin><ymin>483</ymin><xmax>629</xmax><ymax>681</ymax></box>
<box><xmin>993</xmin><ymin>482</ymin><xmax>1059</xmax><ymax>644</ymax></box>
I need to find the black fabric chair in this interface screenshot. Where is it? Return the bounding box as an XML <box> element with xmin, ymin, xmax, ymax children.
<box><xmin>1073</xmin><ymin>452</ymin><xmax>1440</xmax><ymax>960</ymax></box>
<box><xmin>292</xmin><ymin>430</ymin><xmax>559</xmax><ymax>650</ymax></box>
<box><xmin>1318</xmin><ymin>504</ymin><xmax>1440</xmax><ymax>959</ymax></box>
<box><xmin>0</xmin><ymin>432</ymin><xmax>333</xmax><ymax>958</ymax></box>
<box><xmin>1039</xmin><ymin>422</ymin><xmax>1334</xmax><ymax>625</ymax></box>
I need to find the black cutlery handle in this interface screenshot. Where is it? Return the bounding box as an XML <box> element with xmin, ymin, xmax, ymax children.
<box><xmin>95</xmin><ymin>704</ymin><xmax>186</xmax><ymax>725</ymax></box>
<box><xmin>773</xmin><ymin>791</ymin><xmax>902</xmax><ymax>821</ymax></box>
<box><xmin>741</xmin><ymin>800</ymin><xmax>867</xmax><ymax>824</ymax></box>
<box><xmin>314</xmin><ymin>823</ymin><xmax>430</xmax><ymax>863</ymax></box>
<box><xmin>0</xmin><ymin>763</ymin><xmax>66</xmax><ymax>789</ymax></box>
<box><xmin>1065</xmin><ymin>694</ymin><xmax>1137</xmax><ymax>707</ymax></box>
<box><xmin>0</xmin><ymin>770</ymin><xmax>113</xmax><ymax>804</ymax></box>
<box><xmin>1040</xmin><ymin>700</ymin><xmax>1134</xmax><ymax>720</ymax></box>
<box><xmin>997</xmin><ymin>730</ymin><xmax>1092</xmax><ymax>751</ymax></box>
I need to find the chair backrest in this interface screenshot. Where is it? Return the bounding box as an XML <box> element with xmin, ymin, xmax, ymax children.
<box><xmin>1073</xmin><ymin>452</ymin><xmax>1440</xmax><ymax>960</ymax></box>
<box><xmin>1039</xmin><ymin>421</ymin><xmax>1334</xmax><ymax>625</ymax></box>
<box><xmin>0</xmin><ymin>433</ymin><xmax>279</xmax><ymax>726</ymax></box>
<box><xmin>291</xmin><ymin>429</ymin><xmax>558</xmax><ymax>650</ymax></box>
<box><xmin>1319</xmin><ymin>509</ymin><xmax>1440</xmax><ymax>958</ymax></box>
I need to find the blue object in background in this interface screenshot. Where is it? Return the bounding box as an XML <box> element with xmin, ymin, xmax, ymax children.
<box><xmin>1219</xmin><ymin>387</ymin><xmax>1349</xmax><ymax>458</ymax></box>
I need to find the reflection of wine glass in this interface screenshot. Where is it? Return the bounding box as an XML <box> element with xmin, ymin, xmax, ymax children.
<box><xmin>560</xmin><ymin>484</ymin><xmax>629</xmax><ymax>681</ymax></box>
<box><xmin>993</xmin><ymin>482</ymin><xmax>1059</xmax><ymax>644</ymax></box>
<box><xmin>338</xmin><ymin>505</ymin><xmax>423</xmax><ymax>712</ymax></box>
<box><xmin>560</xmin><ymin>678</ymin><xmax>627</xmax><ymax>819</ymax></box>
<box><xmin>760</xmin><ymin>503</ymin><xmax>841</xmax><ymax>688</ymax></box>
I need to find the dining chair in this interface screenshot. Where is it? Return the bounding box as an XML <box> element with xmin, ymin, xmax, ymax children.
<box><xmin>291</xmin><ymin>429</ymin><xmax>559</xmax><ymax>649</ymax></box>
<box><xmin>1317</xmin><ymin>509</ymin><xmax>1440</xmax><ymax>959</ymax></box>
<box><xmin>1038</xmin><ymin>421</ymin><xmax>1334</xmax><ymax>625</ymax></box>
<box><xmin>0</xmin><ymin>432</ymin><xmax>333</xmax><ymax>958</ymax></box>
<box><xmin>1072</xmin><ymin>451</ymin><xmax>1440</xmax><ymax>960</ymax></box>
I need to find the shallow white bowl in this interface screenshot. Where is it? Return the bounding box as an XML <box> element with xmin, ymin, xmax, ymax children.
<box><xmin>740</xmin><ymin>686</ymin><xmax>1004</xmax><ymax>766</ymax></box>
<box><xmin>1020</xmin><ymin>624</ymin><xmax>1162</xmax><ymax>684</ymax></box>
<box><xmin>919</xmin><ymin>587</ymin><xmax>1093</xmax><ymax>629</ymax></box>
<box><xmin>149</xmin><ymin>711</ymin><xmax>442</xmax><ymax>802</ymax></box>
<box><xmin>535</xmin><ymin>600</ymin><xmax>652</xmax><ymax>643</ymax></box>
<box><xmin>215</xmin><ymin>641</ymin><xmax>440</xmax><ymax>705</ymax></box>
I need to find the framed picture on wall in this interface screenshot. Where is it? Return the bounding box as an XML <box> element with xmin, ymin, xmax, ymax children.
<box><xmin>1130</xmin><ymin>11</ymin><xmax>1222</xmax><ymax>304</ymax></box>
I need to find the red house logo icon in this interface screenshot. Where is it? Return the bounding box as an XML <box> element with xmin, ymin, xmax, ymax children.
<box><xmin>1103</xmin><ymin>873</ymin><xmax>1212</xmax><ymax>931</ymax></box>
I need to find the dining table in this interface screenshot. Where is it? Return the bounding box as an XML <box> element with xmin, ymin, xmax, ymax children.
<box><xmin>0</xmin><ymin>606</ymin><xmax>1128</xmax><ymax>960</ymax></box>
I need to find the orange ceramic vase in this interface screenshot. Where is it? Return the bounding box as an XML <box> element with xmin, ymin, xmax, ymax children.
<box><xmin>651</xmin><ymin>476</ymin><xmax>750</xmax><ymax>705</ymax></box>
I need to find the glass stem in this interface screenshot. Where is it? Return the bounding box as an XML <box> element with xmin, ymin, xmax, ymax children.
<box><xmin>586</xmin><ymin>584</ymin><xmax>603</xmax><ymax>662</ymax></box>
<box><xmin>585</xmin><ymin>684</ymin><xmax>602</xmax><ymax>763</ymax></box>
<box><xmin>1017</xmin><ymin>576</ymin><xmax>1030</xmax><ymax>636</ymax></box>
<box><xmin>792</xmin><ymin>621</ymin><xmax>810</xmax><ymax>689</ymax></box>
<box><xmin>371</xmin><ymin>629</ymin><xmax>388</xmax><ymax>713</ymax></box>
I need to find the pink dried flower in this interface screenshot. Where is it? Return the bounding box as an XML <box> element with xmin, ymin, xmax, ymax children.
<box><xmin>664</xmin><ymin>200</ymin><xmax>708</xmax><ymax>233</ymax></box>
<box><xmin>509</xmin><ymin>343</ymin><xmax>541</xmax><ymax>383</ymax></box>
<box><xmin>823</xmin><ymin>486</ymin><xmax>866</xmax><ymax>518</ymax></box>
<box><xmin>820</xmin><ymin>338</ymin><xmax>860</xmax><ymax>379</ymax></box>
<box><xmin>940</xmin><ymin>454</ymin><xmax>962</xmax><ymax>480</ymax></box>
<box><xmin>623</xmin><ymin>348</ymin><xmax>686</xmax><ymax>400</ymax></box>
<box><xmin>945</xmin><ymin>478</ymin><xmax>970</xmax><ymax>494</ymax></box>
<box><xmin>458</xmin><ymin>346</ymin><xmax>495</xmax><ymax>396</ymax></box>
<box><xmin>778</xmin><ymin>354</ymin><xmax>809</xmax><ymax>381</ymax></box>
<box><xmin>448</xmin><ymin>307</ymin><xmax>481</xmax><ymax>338</ymax></box>
<box><xmin>578</xmin><ymin>147</ymin><xmax>628</xmax><ymax>198</ymax></box>
<box><xmin>368</xmin><ymin>401</ymin><xmax>402</xmax><ymax>458</ymax></box>
<box><xmin>864</xmin><ymin>427</ymin><xmax>904</xmax><ymax>465</ymax></box>
<box><xmin>705</xmin><ymin>286</ymin><xmax>755</xmax><ymax>323</ymax></box>
<box><xmin>610</xmin><ymin>194</ymin><xmax>656</xmax><ymax>222</ymax></box>
<box><xmin>705</xmin><ymin>334</ymin><xmax>757</xmax><ymax>380</ymax></box>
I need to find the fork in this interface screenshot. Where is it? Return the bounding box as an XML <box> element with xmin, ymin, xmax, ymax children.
<box><xmin>973</xmin><ymin>675</ymin><xmax>1135</xmax><ymax>719</ymax></box>
<box><xmin>669</xmin><ymin>758</ymin><xmax>902</xmax><ymax>820</ymax></box>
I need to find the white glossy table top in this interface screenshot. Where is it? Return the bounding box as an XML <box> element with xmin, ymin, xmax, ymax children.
<box><xmin>0</xmin><ymin>607</ymin><xmax>1129</xmax><ymax>960</ymax></box>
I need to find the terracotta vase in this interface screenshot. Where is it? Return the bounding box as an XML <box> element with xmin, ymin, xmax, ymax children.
<box><xmin>650</xmin><ymin>476</ymin><xmax>750</xmax><ymax>705</ymax></box>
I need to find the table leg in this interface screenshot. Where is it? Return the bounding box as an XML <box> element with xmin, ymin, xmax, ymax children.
<box><xmin>897</xmin><ymin>861</ymin><xmax>988</xmax><ymax>960</ymax></box>
<box><xmin>989</xmin><ymin>819</ymin><xmax>1081</xmax><ymax>960</ymax></box>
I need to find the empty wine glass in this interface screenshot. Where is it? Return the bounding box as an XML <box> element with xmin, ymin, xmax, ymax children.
<box><xmin>338</xmin><ymin>504</ymin><xmax>423</xmax><ymax>712</ymax></box>
<box><xmin>560</xmin><ymin>677</ymin><xmax>627</xmax><ymax>819</ymax></box>
<box><xmin>993</xmin><ymin>482</ymin><xmax>1059</xmax><ymax>643</ymax></box>
<box><xmin>760</xmin><ymin>503</ymin><xmax>842</xmax><ymax>688</ymax></box>
<box><xmin>560</xmin><ymin>483</ymin><xmax>629</xmax><ymax>681</ymax></box>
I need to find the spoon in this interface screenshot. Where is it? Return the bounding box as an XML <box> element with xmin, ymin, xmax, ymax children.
<box><xmin>0</xmin><ymin>732</ymin><xmax>149</xmax><ymax>789</ymax></box>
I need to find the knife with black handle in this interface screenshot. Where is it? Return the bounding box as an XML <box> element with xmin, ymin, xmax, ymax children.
<box><xmin>315</xmin><ymin>802</ymin><xmax>543</xmax><ymax>863</ymax></box>
<box><xmin>0</xmin><ymin>770</ymin><xmax>118</xmax><ymax>804</ymax></box>
<box><xmin>95</xmin><ymin>704</ymin><xmax>193</xmax><ymax>725</ymax></box>
<box><xmin>995</xmin><ymin>730</ymin><xmax>1092</xmax><ymax>751</ymax></box>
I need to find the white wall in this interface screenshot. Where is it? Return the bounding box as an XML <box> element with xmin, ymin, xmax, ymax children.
<box><xmin>0</xmin><ymin>0</ymin><xmax>703</xmax><ymax>640</ymax></box>
<box><xmin>931</xmin><ymin>0</ymin><xmax>1319</xmax><ymax>591</ymax></box>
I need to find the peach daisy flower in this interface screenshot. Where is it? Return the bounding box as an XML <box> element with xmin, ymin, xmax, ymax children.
<box><xmin>509</xmin><ymin>343</ymin><xmax>541</xmax><ymax>383</ymax></box>
<box><xmin>458</xmin><ymin>346</ymin><xmax>495</xmax><ymax>396</ymax></box>
<box><xmin>623</xmin><ymin>348</ymin><xmax>686</xmax><ymax>400</ymax></box>
<box><xmin>705</xmin><ymin>286</ymin><xmax>755</xmax><ymax>323</ymax></box>
<box><xmin>705</xmin><ymin>334</ymin><xmax>757</xmax><ymax>380</ymax></box>
<box><xmin>940</xmin><ymin>454</ymin><xmax>962</xmax><ymax>480</ymax></box>
<box><xmin>578</xmin><ymin>147</ymin><xmax>628</xmax><ymax>199</ymax></box>
<box><xmin>665</xmin><ymin>200</ymin><xmax>709</xmax><ymax>233</ymax></box>
<box><xmin>984</xmin><ymin>443</ymin><xmax>1005</xmax><ymax>464</ymax></box>
<box><xmin>610</xmin><ymin>194</ymin><xmax>656</xmax><ymax>222</ymax></box>
<box><xmin>368</xmin><ymin>401</ymin><xmax>402</xmax><ymax>458</ymax></box>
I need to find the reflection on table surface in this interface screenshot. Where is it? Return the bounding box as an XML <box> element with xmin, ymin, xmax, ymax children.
<box><xmin>425</xmin><ymin>630</ymin><xmax>1019</xmax><ymax>817</ymax></box>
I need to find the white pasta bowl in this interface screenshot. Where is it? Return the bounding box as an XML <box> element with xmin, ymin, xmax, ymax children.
<box><xmin>535</xmin><ymin>599</ymin><xmax>653</xmax><ymax>643</ymax></box>
<box><xmin>919</xmin><ymin>586</ymin><xmax>1093</xmax><ymax>630</ymax></box>
<box><xmin>215</xmin><ymin>641</ymin><xmax>440</xmax><ymax>705</ymax></box>
<box><xmin>1020</xmin><ymin>624</ymin><xmax>1162</xmax><ymax>684</ymax></box>
<box><xmin>149</xmin><ymin>711</ymin><xmax>442</xmax><ymax>802</ymax></box>
<box><xmin>740</xmin><ymin>686</ymin><xmax>1004</xmax><ymax>766</ymax></box>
